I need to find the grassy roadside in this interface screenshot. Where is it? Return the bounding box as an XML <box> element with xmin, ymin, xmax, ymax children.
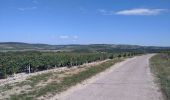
<box><xmin>150</xmin><ymin>53</ymin><xmax>170</xmax><ymax>100</ymax></box>
<box><xmin>8</xmin><ymin>58</ymin><xmax>123</xmax><ymax>100</ymax></box>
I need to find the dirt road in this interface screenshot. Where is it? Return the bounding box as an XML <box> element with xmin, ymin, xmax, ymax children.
<box><xmin>52</xmin><ymin>54</ymin><xmax>163</xmax><ymax>100</ymax></box>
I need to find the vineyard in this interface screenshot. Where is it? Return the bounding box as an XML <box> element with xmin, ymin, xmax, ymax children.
<box><xmin>0</xmin><ymin>51</ymin><xmax>138</xmax><ymax>79</ymax></box>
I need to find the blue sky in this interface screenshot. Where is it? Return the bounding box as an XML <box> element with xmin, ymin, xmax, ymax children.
<box><xmin>0</xmin><ymin>0</ymin><xmax>170</xmax><ymax>46</ymax></box>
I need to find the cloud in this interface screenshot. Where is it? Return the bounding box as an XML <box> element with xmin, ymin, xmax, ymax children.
<box><xmin>58</xmin><ymin>35</ymin><xmax>79</xmax><ymax>42</ymax></box>
<box><xmin>115</xmin><ymin>8</ymin><xmax>167</xmax><ymax>16</ymax></box>
<box><xmin>98</xmin><ymin>8</ymin><xmax>167</xmax><ymax>16</ymax></box>
<box><xmin>17</xmin><ymin>6</ymin><xmax>37</xmax><ymax>11</ymax></box>
<box><xmin>59</xmin><ymin>35</ymin><xmax>69</xmax><ymax>39</ymax></box>
<box><xmin>73</xmin><ymin>35</ymin><xmax>78</xmax><ymax>39</ymax></box>
<box><xmin>72</xmin><ymin>35</ymin><xmax>79</xmax><ymax>42</ymax></box>
<box><xmin>98</xmin><ymin>9</ymin><xmax>114</xmax><ymax>15</ymax></box>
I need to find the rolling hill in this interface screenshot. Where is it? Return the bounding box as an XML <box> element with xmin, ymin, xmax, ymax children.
<box><xmin>0</xmin><ymin>42</ymin><xmax>169</xmax><ymax>53</ymax></box>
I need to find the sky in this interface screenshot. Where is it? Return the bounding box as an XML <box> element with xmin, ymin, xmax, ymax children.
<box><xmin>0</xmin><ymin>0</ymin><xmax>170</xmax><ymax>46</ymax></box>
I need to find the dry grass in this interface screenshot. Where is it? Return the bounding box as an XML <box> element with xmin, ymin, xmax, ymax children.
<box><xmin>150</xmin><ymin>53</ymin><xmax>170</xmax><ymax>100</ymax></box>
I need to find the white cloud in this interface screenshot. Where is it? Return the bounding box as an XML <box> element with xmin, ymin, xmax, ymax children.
<box><xmin>58</xmin><ymin>35</ymin><xmax>79</xmax><ymax>42</ymax></box>
<box><xmin>72</xmin><ymin>35</ymin><xmax>79</xmax><ymax>42</ymax></box>
<box><xmin>59</xmin><ymin>35</ymin><xmax>69</xmax><ymax>39</ymax></box>
<box><xmin>73</xmin><ymin>35</ymin><xmax>78</xmax><ymax>39</ymax></box>
<box><xmin>98</xmin><ymin>9</ymin><xmax>114</xmax><ymax>15</ymax></box>
<box><xmin>17</xmin><ymin>6</ymin><xmax>37</xmax><ymax>11</ymax></box>
<box><xmin>115</xmin><ymin>8</ymin><xmax>167</xmax><ymax>16</ymax></box>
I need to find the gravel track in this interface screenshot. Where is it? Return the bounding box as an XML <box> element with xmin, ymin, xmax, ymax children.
<box><xmin>51</xmin><ymin>54</ymin><xmax>163</xmax><ymax>100</ymax></box>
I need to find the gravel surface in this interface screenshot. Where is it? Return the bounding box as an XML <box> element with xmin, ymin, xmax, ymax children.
<box><xmin>51</xmin><ymin>54</ymin><xmax>163</xmax><ymax>100</ymax></box>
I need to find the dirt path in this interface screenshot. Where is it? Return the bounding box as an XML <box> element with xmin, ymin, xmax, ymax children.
<box><xmin>51</xmin><ymin>54</ymin><xmax>163</xmax><ymax>100</ymax></box>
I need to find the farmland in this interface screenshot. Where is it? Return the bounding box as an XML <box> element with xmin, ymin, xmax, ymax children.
<box><xmin>0</xmin><ymin>43</ymin><xmax>170</xmax><ymax>100</ymax></box>
<box><xmin>0</xmin><ymin>51</ymin><xmax>132</xmax><ymax>99</ymax></box>
<box><xmin>0</xmin><ymin>51</ymin><xmax>137</xmax><ymax>79</ymax></box>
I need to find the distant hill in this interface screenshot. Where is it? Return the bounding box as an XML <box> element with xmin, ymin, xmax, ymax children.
<box><xmin>0</xmin><ymin>42</ymin><xmax>65</xmax><ymax>51</ymax></box>
<box><xmin>0</xmin><ymin>42</ymin><xmax>169</xmax><ymax>53</ymax></box>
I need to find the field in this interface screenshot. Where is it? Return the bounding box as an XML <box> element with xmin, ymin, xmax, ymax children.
<box><xmin>0</xmin><ymin>43</ymin><xmax>169</xmax><ymax>100</ymax></box>
<box><xmin>150</xmin><ymin>52</ymin><xmax>170</xmax><ymax>100</ymax></box>
<box><xmin>0</xmin><ymin>55</ymin><xmax>124</xmax><ymax>100</ymax></box>
<box><xmin>0</xmin><ymin>51</ymin><xmax>137</xmax><ymax>79</ymax></box>
<box><xmin>0</xmin><ymin>49</ymin><xmax>138</xmax><ymax>99</ymax></box>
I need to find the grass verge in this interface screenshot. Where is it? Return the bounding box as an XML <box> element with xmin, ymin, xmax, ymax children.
<box><xmin>10</xmin><ymin>58</ymin><xmax>123</xmax><ymax>100</ymax></box>
<box><xmin>150</xmin><ymin>53</ymin><xmax>170</xmax><ymax>100</ymax></box>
